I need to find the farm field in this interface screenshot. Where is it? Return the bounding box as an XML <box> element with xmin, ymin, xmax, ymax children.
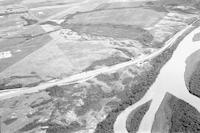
<box><xmin>0</xmin><ymin>0</ymin><xmax>83</xmax><ymax>7</ymax></box>
<box><xmin>66</xmin><ymin>8</ymin><xmax>166</xmax><ymax>28</ymax></box>
<box><xmin>0</xmin><ymin>25</ymin><xmax>51</xmax><ymax>72</ymax></box>
<box><xmin>30</xmin><ymin>7</ymin><xmax>71</xmax><ymax>19</ymax></box>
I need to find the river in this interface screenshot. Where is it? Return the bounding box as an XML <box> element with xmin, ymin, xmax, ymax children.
<box><xmin>114</xmin><ymin>26</ymin><xmax>200</xmax><ymax>133</ymax></box>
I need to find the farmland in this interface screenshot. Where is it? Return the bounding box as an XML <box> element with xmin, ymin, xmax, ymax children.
<box><xmin>63</xmin><ymin>7</ymin><xmax>166</xmax><ymax>44</ymax></box>
<box><xmin>66</xmin><ymin>8</ymin><xmax>166</xmax><ymax>28</ymax></box>
<box><xmin>0</xmin><ymin>0</ymin><xmax>198</xmax><ymax>88</ymax></box>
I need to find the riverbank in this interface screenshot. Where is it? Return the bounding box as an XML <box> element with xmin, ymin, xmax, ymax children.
<box><xmin>95</xmin><ymin>22</ymin><xmax>198</xmax><ymax>133</ymax></box>
<box><xmin>136</xmin><ymin>23</ymin><xmax>200</xmax><ymax>133</ymax></box>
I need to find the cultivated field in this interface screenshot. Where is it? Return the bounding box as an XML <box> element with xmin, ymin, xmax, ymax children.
<box><xmin>0</xmin><ymin>0</ymin><xmax>198</xmax><ymax>88</ymax></box>
<box><xmin>0</xmin><ymin>25</ymin><xmax>51</xmax><ymax>72</ymax></box>
<box><xmin>67</xmin><ymin>8</ymin><xmax>166</xmax><ymax>28</ymax></box>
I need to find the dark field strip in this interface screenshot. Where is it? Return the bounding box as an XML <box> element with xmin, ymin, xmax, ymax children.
<box><xmin>0</xmin><ymin>33</ymin><xmax>51</xmax><ymax>72</ymax></box>
<box><xmin>83</xmin><ymin>55</ymin><xmax>130</xmax><ymax>72</ymax></box>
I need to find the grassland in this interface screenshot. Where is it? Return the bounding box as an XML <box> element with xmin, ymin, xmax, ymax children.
<box><xmin>60</xmin><ymin>1</ymin><xmax>170</xmax><ymax>46</ymax></box>
<box><xmin>1</xmin><ymin>0</ymin><xmax>198</xmax><ymax>88</ymax></box>
<box><xmin>62</xmin><ymin>0</ymin><xmax>199</xmax><ymax>49</ymax></box>
<box><xmin>57</xmin><ymin>40</ymin><xmax>130</xmax><ymax>72</ymax></box>
<box><xmin>95</xmin><ymin>1</ymin><xmax>145</xmax><ymax>10</ymax></box>
<box><xmin>67</xmin><ymin>8</ymin><xmax>166</xmax><ymax>28</ymax></box>
<box><xmin>84</xmin><ymin>55</ymin><xmax>130</xmax><ymax>71</ymax></box>
<box><xmin>0</xmin><ymin>25</ymin><xmax>52</xmax><ymax>89</ymax></box>
<box><xmin>64</xmin><ymin>24</ymin><xmax>153</xmax><ymax>44</ymax></box>
<box><xmin>159</xmin><ymin>0</ymin><xmax>198</xmax><ymax>6</ymax></box>
<box><xmin>0</xmin><ymin>25</ymin><xmax>51</xmax><ymax>72</ymax></box>
<box><xmin>21</xmin><ymin>0</ymin><xmax>83</xmax><ymax>8</ymax></box>
<box><xmin>30</xmin><ymin>6</ymin><xmax>71</xmax><ymax>19</ymax></box>
<box><xmin>63</xmin><ymin>6</ymin><xmax>165</xmax><ymax>43</ymax></box>
<box><xmin>0</xmin><ymin>6</ymin><xmax>38</xmax><ymax>30</ymax></box>
<box><xmin>0</xmin><ymin>25</ymin><xmax>142</xmax><ymax>88</ymax></box>
<box><xmin>0</xmin><ymin>0</ymin><xmax>82</xmax><ymax>7</ymax></box>
<box><xmin>0</xmin><ymin>0</ymin><xmax>22</xmax><ymax>6</ymax></box>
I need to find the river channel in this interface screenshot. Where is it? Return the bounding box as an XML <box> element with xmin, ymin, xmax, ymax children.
<box><xmin>114</xmin><ymin>26</ymin><xmax>200</xmax><ymax>133</ymax></box>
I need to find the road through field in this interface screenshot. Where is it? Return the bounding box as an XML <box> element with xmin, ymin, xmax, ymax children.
<box><xmin>0</xmin><ymin>21</ymin><xmax>194</xmax><ymax>100</ymax></box>
<box><xmin>114</xmin><ymin>22</ymin><xmax>200</xmax><ymax>133</ymax></box>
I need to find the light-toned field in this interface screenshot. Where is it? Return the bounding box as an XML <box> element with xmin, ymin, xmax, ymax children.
<box><xmin>0</xmin><ymin>39</ymin><xmax>126</xmax><ymax>78</ymax></box>
<box><xmin>0</xmin><ymin>30</ymin><xmax>136</xmax><ymax>86</ymax></box>
<box><xmin>0</xmin><ymin>0</ymin><xmax>197</xmax><ymax>88</ymax></box>
<box><xmin>21</xmin><ymin>0</ymin><xmax>83</xmax><ymax>8</ymax></box>
<box><xmin>67</xmin><ymin>8</ymin><xmax>166</xmax><ymax>28</ymax></box>
<box><xmin>64</xmin><ymin>6</ymin><xmax>166</xmax><ymax>44</ymax></box>
<box><xmin>95</xmin><ymin>1</ymin><xmax>146</xmax><ymax>10</ymax></box>
<box><xmin>0</xmin><ymin>25</ymin><xmax>51</xmax><ymax>72</ymax></box>
<box><xmin>30</xmin><ymin>7</ymin><xmax>71</xmax><ymax>19</ymax></box>
<box><xmin>0</xmin><ymin>0</ymin><xmax>22</xmax><ymax>6</ymax></box>
<box><xmin>0</xmin><ymin>0</ymin><xmax>83</xmax><ymax>7</ymax></box>
<box><xmin>0</xmin><ymin>0</ymin><xmax>158</xmax><ymax>87</ymax></box>
<box><xmin>0</xmin><ymin>14</ymin><xmax>23</xmax><ymax>28</ymax></box>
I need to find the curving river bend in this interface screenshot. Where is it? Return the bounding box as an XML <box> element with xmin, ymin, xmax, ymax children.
<box><xmin>114</xmin><ymin>26</ymin><xmax>200</xmax><ymax>133</ymax></box>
